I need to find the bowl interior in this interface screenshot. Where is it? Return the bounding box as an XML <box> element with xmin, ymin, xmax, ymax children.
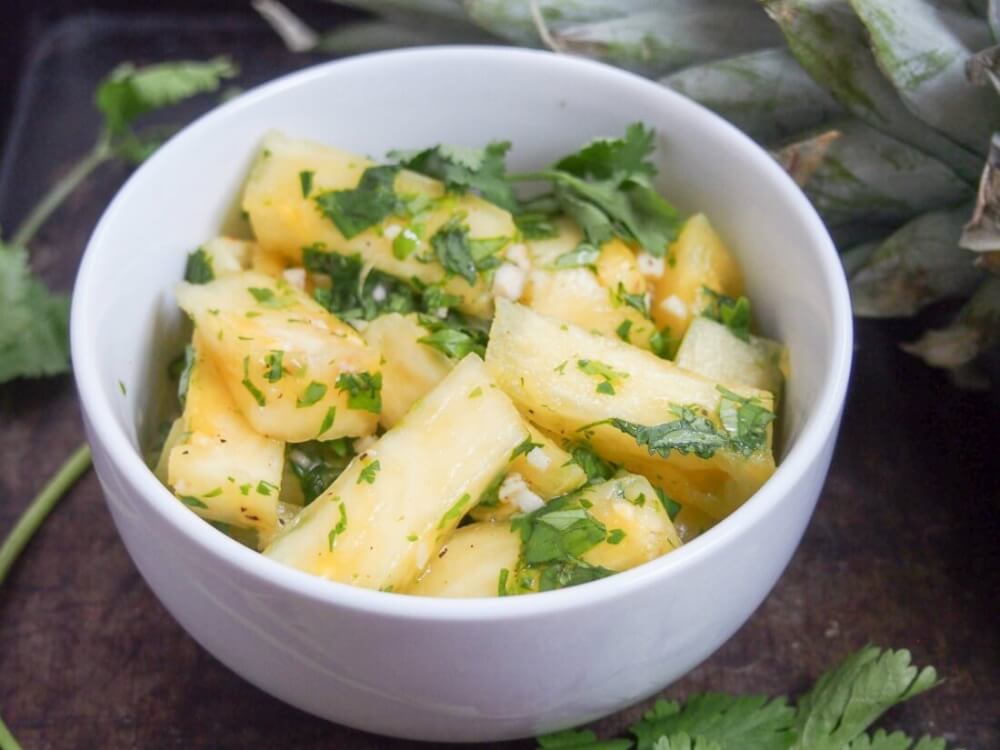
<box><xmin>73</xmin><ymin>47</ymin><xmax>848</xmax><ymax>598</ymax></box>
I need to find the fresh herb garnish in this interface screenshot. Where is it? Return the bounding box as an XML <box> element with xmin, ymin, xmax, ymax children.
<box><xmin>510</xmin><ymin>123</ymin><xmax>682</xmax><ymax>257</ymax></box>
<box><xmin>608</xmin><ymin>406</ymin><xmax>729</xmax><ymax>460</ymax></box>
<box><xmin>439</xmin><ymin>493</ymin><xmax>472</xmax><ymax>528</ymax></box>
<box><xmin>299</xmin><ymin>169</ymin><xmax>314</xmax><ymax>198</ymax></box>
<box><xmin>304</xmin><ymin>245</ymin><xmax>420</xmax><ymax>321</ymax></box>
<box><xmin>315</xmin><ymin>165</ymin><xmax>402</xmax><ymax>238</ymax></box>
<box><xmin>701</xmin><ymin>287</ymin><xmax>752</xmax><ymax>342</ymax></box>
<box><xmin>432</xmin><ymin>217</ymin><xmax>479</xmax><ymax>284</ymax></box>
<box><xmin>296</xmin><ymin>381</ymin><xmax>328</xmax><ymax>408</ymax></box>
<box><xmin>247</xmin><ymin>285</ymin><xmax>294</xmax><ymax>309</ymax></box>
<box><xmin>577</xmin><ymin>359</ymin><xmax>629</xmax><ymax>396</ymax></box>
<box><xmin>263</xmin><ymin>350</ymin><xmax>284</xmax><ymax>383</ymax></box>
<box><xmin>241</xmin><ymin>355</ymin><xmax>266</xmax><ymax>407</ymax></box>
<box><xmin>179</xmin><ymin>495</ymin><xmax>208</xmax><ymax>509</ymax></box>
<box><xmin>552</xmin><ymin>242</ymin><xmax>602</xmax><ymax>270</ymax></box>
<box><xmin>287</xmin><ymin>439</ymin><xmax>354</xmax><ymax>504</ymax></box>
<box><xmin>318</xmin><ymin>406</ymin><xmax>336</xmax><ymax>436</ymax></box>
<box><xmin>183</xmin><ymin>247</ymin><xmax>214</xmax><ymax>284</ymax></box>
<box><xmin>612</xmin><ymin>282</ymin><xmax>651</xmax><ymax>318</ymax></box>
<box><xmin>390</xmin><ymin>141</ymin><xmax>518</xmax><ymax>212</ymax></box>
<box><xmin>567</xmin><ymin>444</ymin><xmax>617</xmax><ymax>483</ymax></box>
<box><xmin>717</xmin><ymin>386</ymin><xmax>776</xmax><ymax>457</ymax></box>
<box><xmin>336</xmin><ymin>371</ymin><xmax>382</xmax><ymax>413</ymax></box>
<box><xmin>514</xmin><ymin>212</ymin><xmax>559</xmax><ymax>240</ymax></box>
<box><xmin>511</xmin><ymin>435</ymin><xmax>544</xmax><ymax>461</ymax></box>
<box><xmin>176</xmin><ymin>344</ymin><xmax>196</xmax><ymax>409</ymax></box>
<box><xmin>616</xmin><ymin>319</ymin><xmax>633</xmax><ymax>343</ymax></box>
<box><xmin>649</xmin><ymin>328</ymin><xmax>678</xmax><ymax>360</ymax></box>
<box><xmin>418</xmin><ymin>327</ymin><xmax>483</xmax><ymax>359</ymax></box>
<box><xmin>654</xmin><ymin>488</ymin><xmax>682</xmax><ymax>521</ymax></box>
<box><xmin>327</xmin><ymin>500</ymin><xmax>348</xmax><ymax>550</ymax></box>
<box><xmin>357</xmin><ymin>459</ymin><xmax>381</xmax><ymax>485</ymax></box>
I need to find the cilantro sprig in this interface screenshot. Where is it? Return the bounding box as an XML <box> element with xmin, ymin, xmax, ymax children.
<box><xmin>390</xmin><ymin>141</ymin><xmax>518</xmax><ymax>212</ymax></box>
<box><xmin>537</xmin><ymin>645</ymin><xmax>955</xmax><ymax>750</ymax></box>
<box><xmin>701</xmin><ymin>287</ymin><xmax>752</xmax><ymax>342</ymax></box>
<box><xmin>286</xmin><ymin>439</ymin><xmax>355</xmax><ymax>505</ymax></box>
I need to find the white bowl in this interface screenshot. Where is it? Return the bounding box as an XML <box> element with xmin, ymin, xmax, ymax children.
<box><xmin>71</xmin><ymin>47</ymin><xmax>852</xmax><ymax>742</ymax></box>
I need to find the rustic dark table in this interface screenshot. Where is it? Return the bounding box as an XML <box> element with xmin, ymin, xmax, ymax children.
<box><xmin>1</xmin><ymin>7</ymin><xmax>999</xmax><ymax>750</ymax></box>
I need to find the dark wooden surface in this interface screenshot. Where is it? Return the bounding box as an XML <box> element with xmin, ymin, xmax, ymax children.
<box><xmin>1</xmin><ymin>9</ymin><xmax>999</xmax><ymax>750</ymax></box>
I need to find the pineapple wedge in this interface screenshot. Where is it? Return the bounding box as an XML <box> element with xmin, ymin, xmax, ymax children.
<box><xmin>175</xmin><ymin>271</ymin><xmax>379</xmax><ymax>443</ymax></box>
<box><xmin>198</xmin><ymin>236</ymin><xmax>254</xmax><ymax>278</ymax></box>
<box><xmin>263</xmin><ymin>354</ymin><xmax>526</xmax><ymax>591</ymax></box>
<box><xmin>525</xmin><ymin>218</ymin><xmax>659</xmax><ymax>351</ymax></box>
<box><xmin>407</xmin><ymin>522</ymin><xmax>521</xmax><ymax>598</ymax></box>
<box><xmin>166</xmin><ymin>335</ymin><xmax>285</xmax><ymax>535</ymax></box>
<box><xmin>242</xmin><ymin>131</ymin><xmax>516</xmax><ymax>318</ymax></box>
<box><xmin>410</xmin><ymin>474</ymin><xmax>680</xmax><ymax>598</ymax></box>
<box><xmin>675</xmin><ymin>316</ymin><xmax>787</xmax><ymax>397</ymax></box>
<box><xmin>486</xmin><ymin>300</ymin><xmax>776</xmax><ymax>520</ymax></box>
<box><xmin>361</xmin><ymin>313</ymin><xmax>454</xmax><ymax>428</ymax></box>
<box><xmin>652</xmin><ymin>214</ymin><xmax>744</xmax><ymax>339</ymax></box>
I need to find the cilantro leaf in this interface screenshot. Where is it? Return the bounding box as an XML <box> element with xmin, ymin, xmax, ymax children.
<box><xmin>793</xmin><ymin>646</ymin><xmax>939</xmax><ymax>750</ymax></box>
<box><xmin>183</xmin><ymin>247</ymin><xmax>214</xmax><ymax>283</ymax></box>
<box><xmin>650</xmin><ymin>735</ymin><xmax>722</xmax><ymax>750</ymax></box>
<box><xmin>515</xmin><ymin>124</ymin><xmax>682</xmax><ymax>256</ymax></box>
<box><xmin>516</xmin><ymin>212</ymin><xmax>559</xmax><ymax>240</ymax></box>
<box><xmin>315</xmin><ymin>165</ymin><xmax>402</xmax><ymax>238</ymax></box>
<box><xmin>304</xmin><ymin>245</ymin><xmax>420</xmax><ymax>320</ymax></box>
<box><xmin>286</xmin><ymin>439</ymin><xmax>354</xmax><ymax>505</ymax></box>
<box><xmin>0</xmin><ymin>242</ymin><xmax>70</xmax><ymax>383</ymax></box>
<box><xmin>612</xmin><ymin>283</ymin><xmax>651</xmax><ymax>319</ymax></box>
<box><xmin>357</xmin><ymin>459</ymin><xmax>381</xmax><ymax>485</ymax></box>
<box><xmin>336</xmin><ymin>371</ymin><xmax>382</xmax><ymax>413</ymax></box>
<box><xmin>846</xmin><ymin>731</ymin><xmax>951</xmax><ymax>750</ymax></box>
<box><xmin>391</xmin><ymin>141</ymin><xmax>518</xmax><ymax>212</ymax></box>
<box><xmin>567</xmin><ymin>444</ymin><xmax>617</xmax><ymax>483</ymax></box>
<box><xmin>432</xmin><ymin>218</ymin><xmax>479</xmax><ymax>284</ymax></box>
<box><xmin>418</xmin><ymin>327</ymin><xmax>483</xmax><ymax>359</ymax></box>
<box><xmin>296</xmin><ymin>381</ymin><xmax>328</xmax><ymax>408</ymax></box>
<box><xmin>701</xmin><ymin>288</ymin><xmax>751</xmax><ymax>342</ymax></box>
<box><xmin>176</xmin><ymin>343</ymin><xmax>196</xmax><ymax>409</ymax></box>
<box><xmin>630</xmin><ymin>695</ymin><xmax>794</xmax><ymax>750</ymax></box>
<box><xmin>327</xmin><ymin>501</ymin><xmax>348</xmax><ymax>550</ymax></box>
<box><xmin>553</xmin><ymin>243</ymin><xmax>601</xmax><ymax>270</ymax></box>
<box><xmin>717</xmin><ymin>386</ymin><xmax>775</xmax><ymax>457</ymax></box>
<box><xmin>608</xmin><ymin>406</ymin><xmax>729</xmax><ymax>460</ymax></box>
<box><xmin>536</xmin><ymin>728</ymin><xmax>632</xmax><ymax>749</ymax></box>
<box><xmin>96</xmin><ymin>57</ymin><xmax>237</xmax><ymax>136</ymax></box>
<box><xmin>578</xmin><ymin>358</ymin><xmax>629</xmax><ymax>395</ymax></box>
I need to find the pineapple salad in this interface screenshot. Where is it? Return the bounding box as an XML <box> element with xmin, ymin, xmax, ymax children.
<box><xmin>151</xmin><ymin>124</ymin><xmax>787</xmax><ymax>597</ymax></box>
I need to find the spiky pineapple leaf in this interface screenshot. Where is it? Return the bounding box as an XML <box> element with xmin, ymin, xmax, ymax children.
<box><xmin>849</xmin><ymin>203</ymin><xmax>984</xmax><ymax>317</ymax></box>
<box><xmin>849</xmin><ymin>0</ymin><xmax>998</xmax><ymax>156</ymax></box>
<box><xmin>761</xmin><ymin>0</ymin><xmax>983</xmax><ymax>181</ymax></box>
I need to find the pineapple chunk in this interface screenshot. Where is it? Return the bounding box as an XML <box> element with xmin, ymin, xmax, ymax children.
<box><xmin>675</xmin><ymin>316</ymin><xmax>787</xmax><ymax>397</ymax></box>
<box><xmin>199</xmin><ymin>236</ymin><xmax>253</xmax><ymax>278</ymax></box>
<box><xmin>652</xmin><ymin>214</ymin><xmax>744</xmax><ymax>339</ymax></box>
<box><xmin>242</xmin><ymin>131</ymin><xmax>516</xmax><ymax>318</ymax></box>
<box><xmin>361</xmin><ymin>313</ymin><xmax>453</xmax><ymax>428</ymax></box>
<box><xmin>525</xmin><ymin>218</ymin><xmax>659</xmax><ymax>351</ymax></box>
<box><xmin>175</xmin><ymin>271</ymin><xmax>379</xmax><ymax>443</ymax></box>
<box><xmin>167</xmin><ymin>335</ymin><xmax>285</xmax><ymax>535</ymax></box>
<box><xmin>407</xmin><ymin>522</ymin><xmax>521</xmax><ymax>598</ymax></box>
<box><xmin>486</xmin><ymin>300</ymin><xmax>776</xmax><ymax>520</ymax></box>
<box><xmin>250</xmin><ymin>243</ymin><xmax>290</xmax><ymax>279</ymax></box>
<box><xmin>578</xmin><ymin>474</ymin><xmax>681</xmax><ymax>572</ymax></box>
<box><xmin>412</xmin><ymin>474</ymin><xmax>680</xmax><ymax>598</ymax></box>
<box><xmin>511</xmin><ymin>423</ymin><xmax>587</xmax><ymax>499</ymax></box>
<box><xmin>263</xmin><ymin>354</ymin><xmax>526</xmax><ymax>590</ymax></box>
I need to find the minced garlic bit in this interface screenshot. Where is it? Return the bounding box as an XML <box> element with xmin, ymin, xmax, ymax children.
<box><xmin>492</xmin><ymin>263</ymin><xmax>528</xmax><ymax>301</ymax></box>
<box><xmin>281</xmin><ymin>267</ymin><xmax>306</xmax><ymax>290</ymax></box>
<box><xmin>371</xmin><ymin>283</ymin><xmax>388</xmax><ymax>303</ymax></box>
<box><xmin>637</xmin><ymin>251</ymin><xmax>665</xmax><ymax>278</ymax></box>
<box><xmin>525</xmin><ymin>447</ymin><xmax>551</xmax><ymax>470</ymax></box>
<box><xmin>383</xmin><ymin>223</ymin><xmax>403</xmax><ymax>240</ymax></box>
<box><xmin>661</xmin><ymin>293</ymin><xmax>687</xmax><ymax>319</ymax></box>
<box><xmin>498</xmin><ymin>473</ymin><xmax>545</xmax><ymax>513</ymax></box>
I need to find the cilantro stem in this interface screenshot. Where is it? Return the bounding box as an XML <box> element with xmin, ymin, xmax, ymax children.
<box><xmin>11</xmin><ymin>135</ymin><xmax>112</xmax><ymax>248</ymax></box>
<box><xmin>0</xmin><ymin>443</ymin><xmax>91</xmax><ymax>750</ymax></box>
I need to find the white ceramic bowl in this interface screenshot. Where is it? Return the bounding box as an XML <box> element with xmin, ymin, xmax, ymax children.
<box><xmin>71</xmin><ymin>47</ymin><xmax>852</xmax><ymax>742</ymax></box>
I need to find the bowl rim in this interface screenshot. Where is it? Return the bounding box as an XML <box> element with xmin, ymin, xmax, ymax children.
<box><xmin>71</xmin><ymin>45</ymin><xmax>853</xmax><ymax>622</ymax></box>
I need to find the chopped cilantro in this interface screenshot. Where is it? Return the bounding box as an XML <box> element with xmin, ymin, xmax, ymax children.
<box><xmin>612</xmin><ymin>282</ymin><xmax>650</xmax><ymax>318</ymax></box>
<box><xmin>407</xmin><ymin>533</ymin><xmax>418</xmax><ymax>542</ymax></box>
<box><xmin>497</xmin><ymin>568</ymin><xmax>510</xmax><ymax>597</ymax></box>
<box><xmin>183</xmin><ymin>248</ymin><xmax>214</xmax><ymax>284</ymax></box>
<box><xmin>577</xmin><ymin>359</ymin><xmax>629</xmax><ymax>395</ymax></box>
<box><xmin>296</xmin><ymin>381</ymin><xmax>328</xmax><ymax>408</ymax></box>
<box><xmin>649</xmin><ymin>327</ymin><xmax>679</xmax><ymax>360</ymax></box>
<box><xmin>202</xmin><ymin>487</ymin><xmax>223</xmax><ymax>498</ymax></box>
<box><xmin>256</xmin><ymin>480</ymin><xmax>278</xmax><ymax>496</ymax></box>
<box><xmin>327</xmin><ymin>501</ymin><xmax>348</xmax><ymax>550</ymax></box>
<box><xmin>179</xmin><ymin>495</ymin><xmax>208</xmax><ymax>509</ymax></box>
<box><xmin>438</xmin><ymin>493</ymin><xmax>472</xmax><ymax>528</ymax></box>
<box><xmin>357</xmin><ymin>459</ymin><xmax>381</xmax><ymax>485</ymax></box>
<box><xmin>567</xmin><ymin>444</ymin><xmax>617</xmax><ymax>483</ymax></box>
<box><xmin>318</xmin><ymin>406</ymin><xmax>336</xmax><ymax>436</ymax></box>
<box><xmin>299</xmin><ymin>169</ymin><xmax>314</xmax><ymax>198</ymax></box>
<box><xmin>392</xmin><ymin>227</ymin><xmax>420</xmax><ymax>259</ymax></box>
<box><xmin>431</xmin><ymin>218</ymin><xmax>478</xmax><ymax>284</ymax></box>
<box><xmin>608</xmin><ymin>405</ymin><xmax>729</xmax><ymax>460</ymax></box>
<box><xmin>390</xmin><ymin>141</ymin><xmax>518</xmax><ymax>212</ymax></box>
<box><xmin>241</xmin><ymin>355</ymin><xmax>266</xmax><ymax>407</ymax></box>
<box><xmin>336</xmin><ymin>371</ymin><xmax>382</xmax><ymax>413</ymax></box>
<box><xmin>468</xmin><ymin>386</ymin><xmax>483</xmax><ymax>398</ymax></box>
<box><xmin>717</xmin><ymin>386</ymin><xmax>776</xmax><ymax>456</ymax></box>
<box><xmin>314</xmin><ymin>165</ymin><xmax>402</xmax><ymax>238</ymax></box>
<box><xmin>418</xmin><ymin>327</ymin><xmax>483</xmax><ymax>359</ymax></box>
<box><xmin>287</xmin><ymin>439</ymin><xmax>354</xmax><ymax>504</ymax></box>
<box><xmin>304</xmin><ymin>245</ymin><xmax>420</xmax><ymax>321</ymax></box>
<box><xmin>701</xmin><ymin>287</ymin><xmax>752</xmax><ymax>341</ymax></box>
<box><xmin>607</xmin><ymin>528</ymin><xmax>626</xmax><ymax>545</ymax></box>
<box><xmin>511</xmin><ymin>435</ymin><xmax>543</xmax><ymax>461</ymax></box>
<box><xmin>616</xmin><ymin>319</ymin><xmax>633</xmax><ymax>343</ymax></box>
<box><xmin>475</xmin><ymin>472</ymin><xmax>505</xmax><ymax>509</ymax></box>
<box><xmin>247</xmin><ymin>286</ymin><xmax>293</xmax><ymax>309</ymax></box>
<box><xmin>514</xmin><ymin>212</ymin><xmax>559</xmax><ymax>240</ymax></box>
<box><xmin>176</xmin><ymin>344</ymin><xmax>196</xmax><ymax>409</ymax></box>
<box><xmin>655</xmin><ymin>488</ymin><xmax>682</xmax><ymax>521</ymax></box>
<box><xmin>263</xmin><ymin>350</ymin><xmax>284</xmax><ymax>383</ymax></box>
<box><xmin>552</xmin><ymin>242</ymin><xmax>601</xmax><ymax>270</ymax></box>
